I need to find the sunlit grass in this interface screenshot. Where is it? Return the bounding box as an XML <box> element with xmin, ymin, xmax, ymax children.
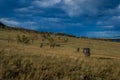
<box><xmin>0</xmin><ymin>49</ymin><xmax>120</xmax><ymax>80</ymax></box>
<box><xmin>0</xmin><ymin>29</ymin><xmax>120</xmax><ymax>80</ymax></box>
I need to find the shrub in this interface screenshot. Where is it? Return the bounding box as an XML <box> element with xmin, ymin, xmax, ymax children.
<box><xmin>55</xmin><ymin>44</ymin><xmax>61</xmax><ymax>47</ymax></box>
<box><xmin>17</xmin><ymin>34</ymin><xmax>30</xmax><ymax>44</ymax></box>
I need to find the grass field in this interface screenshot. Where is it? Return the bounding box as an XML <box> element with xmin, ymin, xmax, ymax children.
<box><xmin>0</xmin><ymin>29</ymin><xmax>120</xmax><ymax>80</ymax></box>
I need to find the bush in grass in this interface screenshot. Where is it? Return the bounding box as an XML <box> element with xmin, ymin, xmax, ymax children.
<box><xmin>17</xmin><ymin>34</ymin><xmax>30</xmax><ymax>44</ymax></box>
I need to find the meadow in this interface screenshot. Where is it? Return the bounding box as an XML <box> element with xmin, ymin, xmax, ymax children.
<box><xmin>0</xmin><ymin>28</ymin><xmax>120</xmax><ymax>80</ymax></box>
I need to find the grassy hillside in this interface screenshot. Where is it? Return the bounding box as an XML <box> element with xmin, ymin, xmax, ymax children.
<box><xmin>0</xmin><ymin>23</ymin><xmax>120</xmax><ymax>80</ymax></box>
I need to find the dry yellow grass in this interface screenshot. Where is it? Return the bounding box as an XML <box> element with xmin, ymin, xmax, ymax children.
<box><xmin>0</xmin><ymin>29</ymin><xmax>120</xmax><ymax>80</ymax></box>
<box><xmin>0</xmin><ymin>29</ymin><xmax>120</xmax><ymax>59</ymax></box>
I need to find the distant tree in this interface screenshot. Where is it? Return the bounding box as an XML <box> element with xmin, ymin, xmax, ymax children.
<box><xmin>17</xmin><ymin>34</ymin><xmax>30</xmax><ymax>44</ymax></box>
<box><xmin>17</xmin><ymin>35</ymin><xmax>22</xmax><ymax>43</ymax></box>
<box><xmin>22</xmin><ymin>35</ymin><xmax>30</xmax><ymax>44</ymax></box>
<box><xmin>55</xmin><ymin>32</ymin><xmax>76</xmax><ymax>37</ymax></box>
<box><xmin>0</xmin><ymin>22</ymin><xmax>6</xmax><ymax>30</ymax></box>
<box><xmin>80</xmin><ymin>36</ymin><xmax>89</xmax><ymax>39</ymax></box>
<box><xmin>42</xmin><ymin>34</ymin><xmax>47</xmax><ymax>39</ymax></box>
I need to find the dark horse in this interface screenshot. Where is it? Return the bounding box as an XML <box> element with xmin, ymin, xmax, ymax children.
<box><xmin>83</xmin><ymin>48</ymin><xmax>91</xmax><ymax>57</ymax></box>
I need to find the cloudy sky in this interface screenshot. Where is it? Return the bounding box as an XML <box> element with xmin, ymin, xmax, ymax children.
<box><xmin>0</xmin><ymin>0</ymin><xmax>120</xmax><ymax>38</ymax></box>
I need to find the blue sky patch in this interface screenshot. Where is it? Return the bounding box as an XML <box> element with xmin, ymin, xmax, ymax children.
<box><xmin>0</xmin><ymin>0</ymin><xmax>120</xmax><ymax>38</ymax></box>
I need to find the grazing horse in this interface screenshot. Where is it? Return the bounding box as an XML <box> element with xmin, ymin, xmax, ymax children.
<box><xmin>77</xmin><ymin>48</ymin><xmax>80</xmax><ymax>52</ymax></box>
<box><xmin>83</xmin><ymin>48</ymin><xmax>91</xmax><ymax>57</ymax></box>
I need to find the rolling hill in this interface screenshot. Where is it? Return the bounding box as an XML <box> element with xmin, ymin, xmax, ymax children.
<box><xmin>0</xmin><ymin>22</ymin><xmax>120</xmax><ymax>80</ymax></box>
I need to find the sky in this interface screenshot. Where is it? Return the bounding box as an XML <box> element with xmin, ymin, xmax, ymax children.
<box><xmin>0</xmin><ymin>0</ymin><xmax>120</xmax><ymax>38</ymax></box>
